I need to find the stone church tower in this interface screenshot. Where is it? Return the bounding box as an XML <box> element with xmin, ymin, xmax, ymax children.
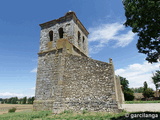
<box><xmin>33</xmin><ymin>12</ymin><xmax>124</xmax><ymax>113</ymax></box>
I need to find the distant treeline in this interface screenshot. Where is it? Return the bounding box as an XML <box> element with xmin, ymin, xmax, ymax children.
<box><xmin>0</xmin><ymin>97</ymin><xmax>34</xmax><ymax>104</ymax></box>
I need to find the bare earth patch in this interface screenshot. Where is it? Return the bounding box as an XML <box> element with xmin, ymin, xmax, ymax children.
<box><xmin>122</xmin><ymin>103</ymin><xmax>160</xmax><ymax>112</ymax></box>
<box><xmin>0</xmin><ymin>104</ymin><xmax>33</xmax><ymax>115</ymax></box>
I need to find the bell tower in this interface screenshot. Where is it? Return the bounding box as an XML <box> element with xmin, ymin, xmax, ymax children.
<box><xmin>38</xmin><ymin>11</ymin><xmax>89</xmax><ymax>56</ymax></box>
<box><xmin>34</xmin><ymin>12</ymin><xmax>123</xmax><ymax>113</ymax></box>
<box><xmin>34</xmin><ymin>12</ymin><xmax>90</xmax><ymax>112</ymax></box>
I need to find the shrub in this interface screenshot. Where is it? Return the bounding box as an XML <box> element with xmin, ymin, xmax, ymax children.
<box><xmin>143</xmin><ymin>88</ymin><xmax>154</xmax><ymax>98</ymax></box>
<box><xmin>8</xmin><ymin>107</ymin><xmax>16</xmax><ymax>113</ymax></box>
<box><xmin>124</xmin><ymin>89</ymin><xmax>134</xmax><ymax>101</ymax></box>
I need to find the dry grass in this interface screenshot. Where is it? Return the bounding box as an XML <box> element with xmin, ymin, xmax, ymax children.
<box><xmin>0</xmin><ymin>104</ymin><xmax>33</xmax><ymax>115</ymax></box>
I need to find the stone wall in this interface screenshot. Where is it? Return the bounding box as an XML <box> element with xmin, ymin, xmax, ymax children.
<box><xmin>34</xmin><ymin>51</ymin><xmax>122</xmax><ymax>113</ymax></box>
<box><xmin>115</xmin><ymin>76</ymin><xmax>125</xmax><ymax>105</ymax></box>
<box><xmin>34</xmin><ymin>12</ymin><xmax>123</xmax><ymax>113</ymax></box>
<box><xmin>39</xmin><ymin>12</ymin><xmax>88</xmax><ymax>56</ymax></box>
<box><xmin>34</xmin><ymin>51</ymin><xmax>64</xmax><ymax>111</ymax></box>
<box><xmin>61</xmin><ymin>54</ymin><xmax>120</xmax><ymax>112</ymax></box>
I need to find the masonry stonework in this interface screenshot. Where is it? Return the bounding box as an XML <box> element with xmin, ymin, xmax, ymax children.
<box><xmin>33</xmin><ymin>12</ymin><xmax>124</xmax><ymax>113</ymax></box>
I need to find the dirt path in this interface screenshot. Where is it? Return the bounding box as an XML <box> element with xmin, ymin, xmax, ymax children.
<box><xmin>122</xmin><ymin>103</ymin><xmax>160</xmax><ymax>112</ymax></box>
<box><xmin>0</xmin><ymin>104</ymin><xmax>33</xmax><ymax>115</ymax></box>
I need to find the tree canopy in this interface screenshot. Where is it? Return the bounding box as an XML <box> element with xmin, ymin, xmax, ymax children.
<box><xmin>152</xmin><ymin>70</ymin><xmax>160</xmax><ymax>90</ymax></box>
<box><xmin>119</xmin><ymin>76</ymin><xmax>134</xmax><ymax>101</ymax></box>
<box><xmin>142</xmin><ymin>81</ymin><xmax>154</xmax><ymax>98</ymax></box>
<box><xmin>123</xmin><ymin>0</ymin><xmax>160</xmax><ymax>63</ymax></box>
<box><xmin>143</xmin><ymin>81</ymin><xmax>148</xmax><ymax>91</ymax></box>
<box><xmin>119</xmin><ymin>76</ymin><xmax>129</xmax><ymax>90</ymax></box>
<box><xmin>131</xmin><ymin>87</ymin><xmax>144</xmax><ymax>93</ymax></box>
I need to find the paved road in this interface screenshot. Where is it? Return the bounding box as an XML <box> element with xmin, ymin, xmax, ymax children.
<box><xmin>122</xmin><ymin>103</ymin><xmax>160</xmax><ymax>112</ymax></box>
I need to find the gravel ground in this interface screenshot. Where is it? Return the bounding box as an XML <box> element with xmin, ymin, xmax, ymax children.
<box><xmin>122</xmin><ymin>103</ymin><xmax>160</xmax><ymax>112</ymax></box>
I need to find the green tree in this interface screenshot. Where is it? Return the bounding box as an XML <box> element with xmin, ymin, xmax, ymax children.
<box><xmin>0</xmin><ymin>98</ymin><xmax>4</xmax><ymax>104</ymax></box>
<box><xmin>28</xmin><ymin>97</ymin><xmax>34</xmax><ymax>104</ymax></box>
<box><xmin>119</xmin><ymin>76</ymin><xmax>129</xmax><ymax>90</ymax></box>
<box><xmin>8</xmin><ymin>99</ymin><xmax>11</xmax><ymax>103</ymax></box>
<box><xmin>142</xmin><ymin>81</ymin><xmax>154</xmax><ymax>98</ymax></box>
<box><xmin>152</xmin><ymin>70</ymin><xmax>160</xmax><ymax>97</ymax></box>
<box><xmin>131</xmin><ymin>87</ymin><xmax>144</xmax><ymax>93</ymax></box>
<box><xmin>22</xmin><ymin>97</ymin><xmax>27</xmax><ymax>104</ymax></box>
<box><xmin>119</xmin><ymin>76</ymin><xmax>134</xmax><ymax>101</ymax></box>
<box><xmin>12</xmin><ymin>97</ymin><xmax>18</xmax><ymax>104</ymax></box>
<box><xmin>27</xmin><ymin>97</ymin><xmax>31</xmax><ymax>104</ymax></box>
<box><xmin>143</xmin><ymin>81</ymin><xmax>148</xmax><ymax>91</ymax></box>
<box><xmin>5</xmin><ymin>97</ymin><xmax>18</xmax><ymax>104</ymax></box>
<box><xmin>143</xmin><ymin>88</ymin><xmax>154</xmax><ymax>98</ymax></box>
<box><xmin>31</xmin><ymin>97</ymin><xmax>35</xmax><ymax>104</ymax></box>
<box><xmin>27</xmin><ymin>97</ymin><xmax>34</xmax><ymax>104</ymax></box>
<box><xmin>19</xmin><ymin>98</ymin><xmax>23</xmax><ymax>104</ymax></box>
<box><xmin>4</xmin><ymin>99</ymin><xmax>8</xmax><ymax>104</ymax></box>
<box><xmin>123</xmin><ymin>0</ymin><xmax>160</xmax><ymax>63</ymax></box>
<box><xmin>1</xmin><ymin>100</ymin><xmax>4</xmax><ymax>104</ymax></box>
<box><xmin>11</xmin><ymin>99</ymin><xmax>15</xmax><ymax>104</ymax></box>
<box><xmin>124</xmin><ymin>88</ymin><xmax>135</xmax><ymax>101</ymax></box>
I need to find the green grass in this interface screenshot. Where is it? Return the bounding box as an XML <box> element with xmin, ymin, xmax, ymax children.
<box><xmin>0</xmin><ymin>110</ymin><xmax>51</xmax><ymax>120</ymax></box>
<box><xmin>0</xmin><ymin>110</ymin><xmax>126</xmax><ymax>120</ymax></box>
<box><xmin>1</xmin><ymin>110</ymin><xmax>160</xmax><ymax>120</ymax></box>
<box><xmin>125</xmin><ymin>100</ymin><xmax>160</xmax><ymax>104</ymax></box>
<box><xmin>47</xmin><ymin>110</ymin><xmax>127</xmax><ymax>120</ymax></box>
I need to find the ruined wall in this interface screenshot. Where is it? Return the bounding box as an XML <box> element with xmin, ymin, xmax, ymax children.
<box><xmin>34</xmin><ymin>52</ymin><xmax>121</xmax><ymax>113</ymax></box>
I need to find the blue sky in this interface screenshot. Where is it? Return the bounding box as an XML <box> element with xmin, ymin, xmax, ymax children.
<box><xmin>0</xmin><ymin>0</ymin><xmax>159</xmax><ymax>98</ymax></box>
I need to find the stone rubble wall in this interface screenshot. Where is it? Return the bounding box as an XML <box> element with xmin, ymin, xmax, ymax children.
<box><xmin>34</xmin><ymin>52</ymin><xmax>122</xmax><ymax>113</ymax></box>
<box><xmin>34</xmin><ymin>51</ymin><xmax>64</xmax><ymax>111</ymax></box>
<box><xmin>61</xmin><ymin>54</ymin><xmax>120</xmax><ymax>113</ymax></box>
<box><xmin>34</xmin><ymin>12</ymin><xmax>123</xmax><ymax>113</ymax></box>
<box><xmin>115</xmin><ymin>76</ymin><xmax>125</xmax><ymax>107</ymax></box>
<box><xmin>39</xmin><ymin>19</ymin><xmax>88</xmax><ymax>56</ymax></box>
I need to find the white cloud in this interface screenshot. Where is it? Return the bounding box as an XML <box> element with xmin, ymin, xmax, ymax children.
<box><xmin>115</xmin><ymin>62</ymin><xmax>160</xmax><ymax>89</ymax></box>
<box><xmin>0</xmin><ymin>87</ymin><xmax>35</xmax><ymax>98</ymax></box>
<box><xmin>30</xmin><ymin>87</ymin><xmax>35</xmax><ymax>90</ymax></box>
<box><xmin>0</xmin><ymin>92</ymin><xmax>35</xmax><ymax>98</ymax></box>
<box><xmin>0</xmin><ymin>92</ymin><xmax>24</xmax><ymax>98</ymax></box>
<box><xmin>88</xmin><ymin>22</ymin><xmax>135</xmax><ymax>54</ymax></box>
<box><xmin>113</xmin><ymin>31</ymin><xmax>135</xmax><ymax>48</ymax></box>
<box><xmin>30</xmin><ymin>68</ymin><xmax>37</xmax><ymax>73</ymax></box>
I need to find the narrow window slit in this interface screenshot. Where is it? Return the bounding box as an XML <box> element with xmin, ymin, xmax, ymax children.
<box><xmin>49</xmin><ymin>31</ymin><xmax>53</xmax><ymax>41</ymax></box>
<box><xmin>59</xmin><ymin>28</ymin><xmax>64</xmax><ymax>38</ymax></box>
